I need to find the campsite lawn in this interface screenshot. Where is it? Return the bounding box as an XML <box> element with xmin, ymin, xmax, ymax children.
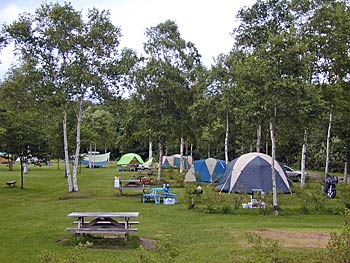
<box><xmin>0</xmin><ymin>163</ymin><xmax>345</xmax><ymax>263</ymax></box>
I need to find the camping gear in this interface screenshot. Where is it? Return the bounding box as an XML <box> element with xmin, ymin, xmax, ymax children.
<box><xmin>323</xmin><ymin>175</ymin><xmax>338</xmax><ymax>198</ymax></box>
<box><xmin>81</xmin><ymin>152</ymin><xmax>110</xmax><ymax>167</ymax></box>
<box><xmin>242</xmin><ymin>189</ymin><xmax>266</xmax><ymax>209</ymax></box>
<box><xmin>184</xmin><ymin>158</ymin><xmax>226</xmax><ymax>182</ymax></box>
<box><xmin>216</xmin><ymin>152</ymin><xmax>291</xmax><ymax>194</ymax></box>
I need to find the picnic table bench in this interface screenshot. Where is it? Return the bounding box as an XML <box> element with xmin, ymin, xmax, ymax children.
<box><xmin>114</xmin><ymin>177</ymin><xmax>150</xmax><ymax>195</ymax></box>
<box><xmin>6</xmin><ymin>180</ymin><xmax>16</xmax><ymax>187</ymax></box>
<box><xmin>66</xmin><ymin>212</ymin><xmax>139</xmax><ymax>241</ymax></box>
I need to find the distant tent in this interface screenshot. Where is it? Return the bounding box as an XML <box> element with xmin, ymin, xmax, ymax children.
<box><xmin>162</xmin><ymin>156</ymin><xmax>174</xmax><ymax>169</ymax></box>
<box><xmin>117</xmin><ymin>153</ymin><xmax>144</xmax><ymax>166</ymax></box>
<box><xmin>184</xmin><ymin>158</ymin><xmax>226</xmax><ymax>182</ymax></box>
<box><xmin>216</xmin><ymin>152</ymin><xmax>291</xmax><ymax>194</ymax></box>
<box><xmin>162</xmin><ymin>155</ymin><xmax>193</xmax><ymax>169</ymax></box>
<box><xmin>81</xmin><ymin>152</ymin><xmax>110</xmax><ymax>167</ymax></box>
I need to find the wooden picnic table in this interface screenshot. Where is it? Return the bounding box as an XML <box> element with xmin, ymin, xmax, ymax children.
<box><xmin>66</xmin><ymin>212</ymin><xmax>139</xmax><ymax>240</ymax></box>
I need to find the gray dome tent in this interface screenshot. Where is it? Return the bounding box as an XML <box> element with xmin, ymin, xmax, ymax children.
<box><xmin>216</xmin><ymin>152</ymin><xmax>291</xmax><ymax>194</ymax></box>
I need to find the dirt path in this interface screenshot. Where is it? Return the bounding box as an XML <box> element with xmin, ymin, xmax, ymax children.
<box><xmin>255</xmin><ymin>229</ymin><xmax>330</xmax><ymax>248</ymax></box>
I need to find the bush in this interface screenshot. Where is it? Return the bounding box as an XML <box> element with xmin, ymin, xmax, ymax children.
<box><xmin>316</xmin><ymin>208</ymin><xmax>350</xmax><ymax>262</ymax></box>
<box><xmin>232</xmin><ymin>232</ymin><xmax>284</xmax><ymax>263</ymax></box>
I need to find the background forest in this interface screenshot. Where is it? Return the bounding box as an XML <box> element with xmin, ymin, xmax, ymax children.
<box><xmin>0</xmin><ymin>0</ymin><xmax>349</xmax><ymax>176</ymax></box>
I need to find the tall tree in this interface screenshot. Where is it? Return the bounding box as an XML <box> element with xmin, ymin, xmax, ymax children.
<box><xmin>136</xmin><ymin>20</ymin><xmax>200</xmax><ymax>180</ymax></box>
<box><xmin>0</xmin><ymin>65</ymin><xmax>47</xmax><ymax>188</ymax></box>
<box><xmin>4</xmin><ymin>3</ymin><xmax>127</xmax><ymax>191</ymax></box>
<box><xmin>307</xmin><ymin>0</ymin><xmax>350</xmax><ymax>179</ymax></box>
<box><xmin>234</xmin><ymin>0</ymin><xmax>314</xmax><ymax>215</ymax></box>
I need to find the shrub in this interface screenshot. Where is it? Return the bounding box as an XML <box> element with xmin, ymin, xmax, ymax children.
<box><xmin>316</xmin><ymin>208</ymin><xmax>350</xmax><ymax>262</ymax></box>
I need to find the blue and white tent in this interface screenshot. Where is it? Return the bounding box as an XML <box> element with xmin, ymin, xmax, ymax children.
<box><xmin>184</xmin><ymin>158</ymin><xmax>226</xmax><ymax>183</ymax></box>
<box><xmin>216</xmin><ymin>152</ymin><xmax>291</xmax><ymax>194</ymax></box>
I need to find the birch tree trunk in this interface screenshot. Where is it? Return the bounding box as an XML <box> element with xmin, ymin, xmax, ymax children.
<box><xmin>180</xmin><ymin>137</ymin><xmax>185</xmax><ymax>173</ymax></box>
<box><xmin>20</xmin><ymin>156</ymin><xmax>24</xmax><ymax>189</ymax></box>
<box><xmin>148</xmin><ymin>139</ymin><xmax>153</xmax><ymax>160</ymax></box>
<box><xmin>301</xmin><ymin>129</ymin><xmax>308</xmax><ymax>189</ymax></box>
<box><xmin>270</xmin><ymin>108</ymin><xmax>278</xmax><ymax>216</ymax></box>
<box><xmin>207</xmin><ymin>146</ymin><xmax>210</xmax><ymax>158</ymax></box>
<box><xmin>345</xmin><ymin>123</ymin><xmax>349</xmax><ymax>184</ymax></box>
<box><xmin>256</xmin><ymin>124</ymin><xmax>262</xmax><ymax>153</ymax></box>
<box><xmin>88</xmin><ymin>144</ymin><xmax>92</xmax><ymax>168</ymax></box>
<box><xmin>190</xmin><ymin>144</ymin><xmax>193</xmax><ymax>157</ymax></box>
<box><xmin>225</xmin><ymin>112</ymin><xmax>229</xmax><ymax>164</ymax></box>
<box><xmin>63</xmin><ymin>108</ymin><xmax>73</xmax><ymax>192</ymax></box>
<box><xmin>345</xmin><ymin>162</ymin><xmax>348</xmax><ymax>184</ymax></box>
<box><xmin>157</xmin><ymin>135</ymin><xmax>164</xmax><ymax>183</ymax></box>
<box><xmin>325</xmin><ymin>107</ymin><xmax>333</xmax><ymax>180</ymax></box>
<box><xmin>72</xmin><ymin>96</ymin><xmax>84</xmax><ymax>192</ymax></box>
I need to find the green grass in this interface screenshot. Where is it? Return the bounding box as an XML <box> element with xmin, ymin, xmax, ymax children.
<box><xmin>0</xmin><ymin>163</ymin><xmax>346</xmax><ymax>263</ymax></box>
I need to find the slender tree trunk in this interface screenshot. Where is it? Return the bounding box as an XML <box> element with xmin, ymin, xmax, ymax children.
<box><xmin>256</xmin><ymin>124</ymin><xmax>262</xmax><ymax>153</ymax></box>
<box><xmin>63</xmin><ymin>108</ymin><xmax>73</xmax><ymax>192</ymax></box>
<box><xmin>93</xmin><ymin>143</ymin><xmax>96</xmax><ymax>167</ymax></box>
<box><xmin>157</xmin><ymin>135</ymin><xmax>164</xmax><ymax>183</ymax></box>
<box><xmin>345</xmin><ymin>123</ymin><xmax>349</xmax><ymax>184</ymax></box>
<box><xmin>180</xmin><ymin>137</ymin><xmax>185</xmax><ymax>173</ymax></box>
<box><xmin>89</xmin><ymin>144</ymin><xmax>92</xmax><ymax>168</ymax></box>
<box><xmin>270</xmin><ymin>108</ymin><xmax>278</xmax><ymax>216</ymax></box>
<box><xmin>301</xmin><ymin>129</ymin><xmax>308</xmax><ymax>189</ymax></box>
<box><xmin>148</xmin><ymin>139</ymin><xmax>153</xmax><ymax>160</ymax></box>
<box><xmin>345</xmin><ymin>162</ymin><xmax>348</xmax><ymax>184</ymax></box>
<box><xmin>72</xmin><ymin>96</ymin><xmax>84</xmax><ymax>192</ymax></box>
<box><xmin>225</xmin><ymin>112</ymin><xmax>229</xmax><ymax>164</ymax></box>
<box><xmin>266</xmin><ymin>141</ymin><xmax>269</xmax><ymax>155</ymax></box>
<box><xmin>20</xmin><ymin>156</ymin><xmax>24</xmax><ymax>189</ymax></box>
<box><xmin>190</xmin><ymin>144</ymin><xmax>193</xmax><ymax>157</ymax></box>
<box><xmin>325</xmin><ymin>106</ymin><xmax>333</xmax><ymax>180</ymax></box>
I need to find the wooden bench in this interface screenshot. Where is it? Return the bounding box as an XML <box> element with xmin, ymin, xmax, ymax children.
<box><xmin>6</xmin><ymin>181</ymin><xmax>16</xmax><ymax>187</ymax></box>
<box><xmin>66</xmin><ymin>227</ymin><xmax>138</xmax><ymax>240</ymax></box>
<box><xmin>73</xmin><ymin>221</ymin><xmax>140</xmax><ymax>227</ymax></box>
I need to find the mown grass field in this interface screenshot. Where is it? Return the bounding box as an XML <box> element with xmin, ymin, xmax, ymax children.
<box><xmin>0</xmin><ymin>162</ymin><xmax>346</xmax><ymax>263</ymax></box>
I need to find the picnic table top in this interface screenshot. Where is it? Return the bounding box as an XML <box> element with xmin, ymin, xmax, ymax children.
<box><xmin>68</xmin><ymin>212</ymin><xmax>139</xmax><ymax>218</ymax></box>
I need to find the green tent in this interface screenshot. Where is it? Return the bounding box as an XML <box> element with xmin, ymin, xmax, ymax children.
<box><xmin>117</xmin><ymin>153</ymin><xmax>144</xmax><ymax>165</ymax></box>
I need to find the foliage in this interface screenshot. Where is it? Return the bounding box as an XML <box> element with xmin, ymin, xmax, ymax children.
<box><xmin>245</xmin><ymin>232</ymin><xmax>283</xmax><ymax>263</ymax></box>
<box><xmin>315</xmin><ymin>208</ymin><xmax>350</xmax><ymax>262</ymax></box>
<box><xmin>158</xmin><ymin>235</ymin><xmax>180</xmax><ymax>263</ymax></box>
<box><xmin>137</xmin><ymin>245</ymin><xmax>155</xmax><ymax>263</ymax></box>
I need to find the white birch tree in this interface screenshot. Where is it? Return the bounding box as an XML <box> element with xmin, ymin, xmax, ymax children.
<box><xmin>4</xmin><ymin>3</ymin><xmax>127</xmax><ymax>191</ymax></box>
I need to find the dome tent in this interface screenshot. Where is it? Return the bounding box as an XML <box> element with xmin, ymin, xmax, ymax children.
<box><xmin>216</xmin><ymin>152</ymin><xmax>291</xmax><ymax>194</ymax></box>
<box><xmin>117</xmin><ymin>153</ymin><xmax>144</xmax><ymax>165</ymax></box>
<box><xmin>184</xmin><ymin>158</ymin><xmax>226</xmax><ymax>182</ymax></box>
<box><xmin>162</xmin><ymin>155</ymin><xmax>193</xmax><ymax>169</ymax></box>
